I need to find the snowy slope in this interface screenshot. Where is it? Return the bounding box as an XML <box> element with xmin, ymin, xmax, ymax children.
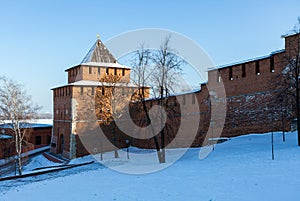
<box><xmin>0</xmin><ymin>131</ymin><xmax>300</xmax><ymax>201</ymax></box>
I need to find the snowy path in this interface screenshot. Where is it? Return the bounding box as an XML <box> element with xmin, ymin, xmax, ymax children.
<box><xmin>0</xmin><ymin>131</ymin><xmax>300</xmax><ymax>201</ymax></box>
<box><xmin>0</xmin><ymin>158</ymin><xmax>104</xmax><ymax>194</ymax></box>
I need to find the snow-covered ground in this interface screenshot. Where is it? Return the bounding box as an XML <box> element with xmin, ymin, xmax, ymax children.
<box><xmin>1</xmin><ymin>131</ymin><xmax>300</xmax><ymax>201</ymax></box>
<box><xmin>1</xmin><ymin>119</ymin><xmax>53</xmax><ymax>125</ymax></box>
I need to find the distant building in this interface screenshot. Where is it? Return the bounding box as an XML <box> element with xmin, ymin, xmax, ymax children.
<box><xmin>27</xmin><ymin>124</ymin><xmax>52</xmax><ymax>148</ymax></box>
<box><xmin>0</xmin><ymin>123</ymin><xmax>52</xmax><ymax>159</ymax></box>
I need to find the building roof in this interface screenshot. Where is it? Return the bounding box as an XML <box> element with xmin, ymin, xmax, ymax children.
<box><xmin>0</xmin><ymin>123</ymin><xmax>52</xmax><ymax>129</ymax></box>
<box><xmin>65</xmin><ymin>38</ymin><xmax>131</xmax><ymax>71</ymax></box>
<box><xmin>281</xmin><ymin>32</ymin><xmax>300</xmax><ymax>38</ymax></box>
<box><xmin>81</xmin><ymin>38</ymin><xmax>117</xmax><ymax>64</ymax></box>
<box><xmin>68</xmin><ymin>80</ymin><xmax>141</xmax><ymax>88</ymax></box>
<box><xmin>209</xmin><ymin>49</ymin><xmax>285</xmax><ymax>71</ymax></box>
<box><xmin>64</xmin><ymin>62</ymin><xmax>131</xmax><ymax>72</ymax></box>
<box><xmin>80</xmin><ymin>62</ymin><xmax>130</xmax><ymax>69</ymax></box>
<box><xmin>0</xmin><ymin>134</ymin><xmax>12</xmax><ymax>140</ymax></box>
<box><xmin>65</xmin><ymin>61</ymin><xmax>131</xmax><ymax>72</ymax></box>
<box><xmin>51</xmin><ymin>80</ymin><xmax>147</xmax><ymax>90</ymax></box>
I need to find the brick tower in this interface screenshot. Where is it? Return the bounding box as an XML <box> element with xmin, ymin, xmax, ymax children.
<box><xmin>51</xmin><ymin>38</ymin><xmax>146</xmax><ymax>159</ymax></box>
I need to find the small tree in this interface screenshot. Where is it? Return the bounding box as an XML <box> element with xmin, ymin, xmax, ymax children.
<box><xmin>151</xmin><ymin>35</ymin><xmax>183</xmax><ymax>162</ymax></box>
<box><xmin>0</xmin><ymin>76</ymin><xmax>41</xmax><ymax>175</ymax></box>
<box><xmin>130</xmin><ymin>36</ymin><xmax>183</xmax><ymax>163</ymax></box>
<box><xmin>96</xmin><ymin>73</ymin><xmax>130</xmax><ymax>158</ymax></box>
<box><xmin>130</xmin><ymin>45</ymin><xmax>164</xmax><ymax>163</ymax></box>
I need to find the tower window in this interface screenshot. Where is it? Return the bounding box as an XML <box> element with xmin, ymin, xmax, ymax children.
<box><xmin>106</xmin><ymin>68</ymin><xmax>109</xmax><ymax>74</ymax></box>
<box><xmin>35</xmin><ymin>136</ymin><xmax>42</xmax><ymax>145</ymax></box>
<box><xmin>89</xmin><ymin>67</ymin><xmax>92</xmax><ymax>74</ymax></box>
<box><xmin>47</xmin><ymin>135</ymin><xmax>51</xmax><ymax>145</ymax></box>
<box><xmin>270</xmin><ymin>57</ymin><xmax>275</xmax><ymax>72</ymax></box>
<box><xmin>242</xmin><ymin>64</ymin><xmax>246</xmax><ymax>77</ymax></box>
<box><xmin>81</xmin><ymin>87</ymin><xmax>83</xmax><ymax>95</ymax></box>
<box><xmin>114</xmin><ymin>68</ymin><xmax>117</xmax><ymax>75</ymax></box>
<box><xmin>217</xmin><ymin>70</ymin><xmax>221</xmax><ymax>82</ymax></box>
<box><xmin>122</xmin><ymin>68</ymin><xmax>125</xmax><ymax>76</ymax></box>
<box><xmin>229</xmin><ymin>67</ymin><xmax>233</xmax><ymax>80</ymax></box>
<box><xmin>98</xmin><ymin>67</ymin><xmax>101</xmax><ymax>74</ymax></box>
<box><xmin>91</xmin><ymin>87</ymin><xmax>94</xmax><ymax>95</ymax></box>
<box><xmin>255</xmin><ymin>61</ymin><xmax>260</xmax><ymax>75</ymax></box>
<box><xmin>102</xmin><ymin>87</ymin><xmax>105</xmax><ymax>95</ymax></box>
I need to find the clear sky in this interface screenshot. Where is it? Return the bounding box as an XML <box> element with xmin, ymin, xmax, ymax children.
<box><xmin>0</xmin><ymin>0</ymin><xmax>299</xmax><ymax>112</ymax></box>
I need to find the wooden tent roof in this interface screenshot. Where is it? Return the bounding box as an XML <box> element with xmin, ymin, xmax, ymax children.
<box><xmin>81</xmin><ymin>38</ymin><xmax>117</xmax><ymax>64</ymax></box>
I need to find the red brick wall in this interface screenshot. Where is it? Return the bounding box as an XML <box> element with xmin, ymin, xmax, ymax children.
<box><xmin>124</xmin><ymin>34</ymin><xmax>296</xmax><ymax>149</ymax></box>
<box><xmin>66</xmin><ymin>65</ymin><xmax>131</xmax><ymax>84</ymax></box>
<box><xmin>50</xmin><ymin>37</ymin><xmax>142</xmax><ymax>159</ymax></box>
<box><xmin>28</xmin><ymin>127</ymin><xmax>52</xmax><ymax>148</ymax></box>
<box><xmin>51</xmin><ymin>86</ymin><xmax>72</xmax><ymax>157</ymax></box>
<box><xmin>0</xmin><ymin>139</ymin><xmax>14</xmax><ymax>159</ymax></box>
<box><xmin>51</xmin><ymin>33</ymin><xmax>299</xmax><ymax>158</ymax></box>
<box><xmin>0</xmin><ymin>130</ymin><xmax>36</xmax><ymax>159</ymax></box>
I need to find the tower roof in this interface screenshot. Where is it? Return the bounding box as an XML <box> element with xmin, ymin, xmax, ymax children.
<box><xmin>81</xmin><ymin>38</ymin><xmax>117</xmax><ymax>64</ymax></box>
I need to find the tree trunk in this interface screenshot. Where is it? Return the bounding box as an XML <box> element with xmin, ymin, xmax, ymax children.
<box><xmin>296</xmin><ymin>69</ymin><xmax>300</xmax><ymax>146</ymax></box>
<box><xmin>160</xmin><ymin>86</ymin><xmax>166</xmax><ymax>163</ymax></box>
<box><xmin>17</xmin><ymin>138</ymin><xmax>23</xmax><ymax>175</ymax></box>
<box><xmin>112</xmin><ymin>125</ymin><xmax>119</xmax><ymax>158</ymax></box>
<box><xmin>160</xmin><ymin>129</ymin><xmax>166</xmax><ymax>163</ymax></box>
<box><xmin>18</xmin><ymin>154</ymin><xmax>22</xmax><ymax>175</ymax></box>
<box><xmin>14</xmin><ymin>131</ymin><xmax>23</xmax><ymax>175</ymax></box>
<box><xmin>281</xmin><ymin>102</ymin><xmax>285</xmax><ymax>142</ymax></box>
<box><xmin>153</xmin><ymin>136</ymin><xmax>162</xmax><ymax>163</ymax></box>
<box><xmin>296</xmin><ymin>88</ymin><xmax>300</xmax><ymax>146</ymax></box>
<box><xmin>140</xmin><ymin>88</ymin><xmax>163</xmax><ymax>163</ymax></box>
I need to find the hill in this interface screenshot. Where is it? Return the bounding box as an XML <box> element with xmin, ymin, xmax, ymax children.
<box><xmin>0</xmin><ymin>131</ymin><xmax>300</xmax><ymax>201</ymax></box>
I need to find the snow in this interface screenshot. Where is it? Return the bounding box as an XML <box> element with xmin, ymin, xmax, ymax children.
<box><xmin>31</xmin><ymin>119</ymin><xmax>53</xmax><ymax>125</ymax></box>
<box><xmin>214</xmin><ymin>49</ymin><xmax>284</xmax><ymax>70</ymax></box>
<box><xmin>0</xmin><ymin>146</ymin><xmax>50</xmax><ymax>167</ymax></box>
<box><xmin>1</xmin><ymin>119</ymin><xmax>53</xmax><ymax>125</ymax></box>
<box><xmin>81</xmin><ymin>62</ymin><xmax>131</xmax><ymax>69</ymax></box>
<box><xmin>22</xmin><ymin>154</ymin><xmax>57</xmax><ymax>173</ymax></box>
<box><xmin>0</xmin><ymin>123</ymin><xmax>51</xmax><ymax>129</ymax></box>
<box><xmin>1</xmin><ymin>131</ymin><xmax>300</xmax><ymax>201</ymax></box>
<box><xmin>68</xmin><ymin>80</ymin><xmax>139</xmax><ymax>87</ymax></box>
<box><xmin>0</xmin><ymin>134</ymin><xmax>12</xmax><ymax>140</ymax></box>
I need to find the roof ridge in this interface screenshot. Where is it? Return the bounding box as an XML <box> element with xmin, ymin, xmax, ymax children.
<box><xmin>81</xmin><ymin>38</ymin><xmax>117</xmax><ymax>64</ymax></box>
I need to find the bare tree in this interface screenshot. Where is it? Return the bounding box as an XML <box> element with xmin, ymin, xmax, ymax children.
<box><xmin>130</xmin><ymin>36</ymin><xmax>183</xmax><ymax>163</ymax></box>
<box><xmin>130</xmin><ymin>45</ymin><xmax>164</xmax><ymax>163</ymax></box>
<box><xmin>151</xmin><ymin>35</ymin><xmax>183</xmax><ymax>99</ymax></box>
<box><xmin>151</xmin><ymin>35</ymin><xmax>183</xmax><ymax>163</ymax></box>
<box><xmin>279</xmin><ymin>18</ymin><xmax>300</xmax><ymax>146</ymax></box>
<box><xmin>0</xmin><ymin>76</ymin><xmax>41</xmax><ymax>175</ymax></box>
<box><xmin>96</xmin><ymin>73</ymin><xmax>133</xmax><ymax>158</ymax></box>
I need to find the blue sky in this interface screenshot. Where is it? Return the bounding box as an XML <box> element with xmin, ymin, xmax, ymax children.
<box><xmin>0</xmin><ymin>0</ymin><xmax>299</xmax><ymax>112</ymax></box>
